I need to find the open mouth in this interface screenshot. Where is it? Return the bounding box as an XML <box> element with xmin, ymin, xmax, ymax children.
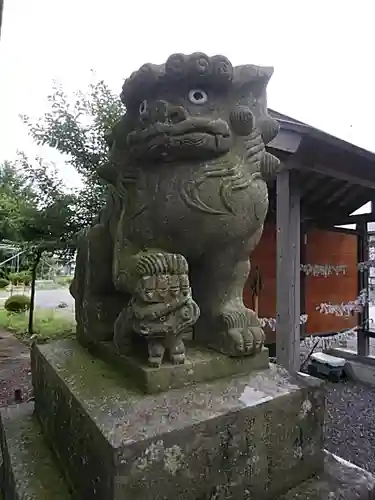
<box><xmin>127</xmin><ymin>118</ymin><xmax>231</xmax><ymax>150</ymax></box>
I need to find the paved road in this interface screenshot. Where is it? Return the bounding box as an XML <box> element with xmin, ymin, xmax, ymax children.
<box><xmin>0</xmin><ymin>288</ymin><xmax>74</xmax><ymax>312</ymax></box>
<box><xmin>0</xmin><ymin>289</ymin><xmax>375</xmax><ymax>354</ymax></box>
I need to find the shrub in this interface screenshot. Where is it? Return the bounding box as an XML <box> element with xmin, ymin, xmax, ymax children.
<box><xmin>0</xmin><ymin>278</ymin><xmax>9</xmax><ymax>289</ymax></box>
<box><xmin>4</xmin><ymin>294</ymin><xmax>31</xmax><ymax>313</ymax></box>
<box><xmin>8</xmin><ymin>272</ymin><xmax>22</xmax><ymax>286</ymax></box>
<box><xmin>19</xmin><ymin>270</ymin><xmax>32</xmax><ymax>286</ymax></box>
<box><xmin>8</xmin><ymin>271</ymin><xmax>32</xmax><ymax>286</ymax></box>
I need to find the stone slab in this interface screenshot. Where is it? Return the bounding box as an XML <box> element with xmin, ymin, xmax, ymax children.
<box><xmin>278</xmin><ymin>450</ymin><xmax>375</xmax><ymax>499</ymax></box>
<box><xmin>310</xmin><ymin>352</ymin><xmax>346</xmax><ymax>367</ymax></box>
<box><xmin>344</xmin><ymin>360</ymin><xmax>375</xmax><ymax>386</ymax></box>
<box><xmin>329</xmin><ymin>347</ymin><xmax>375</xmax><ymax>386</ymax></box>
<box><xmin>328</xmin><ymin>347</ymin><xmax>375</xmax><ymax>366</ymax></box>
<box><xmin>1</xmin><ymin>405</ymin><xmax>373</xmax><ymax>500</ymax></box>
<box><xmin>88</xmin><ymin>340</ymin><xmax>269</xmax><ymax>393</ymax></box>
<box><xmin>0</xmin><ymin>402</ymin><xmax>72</xmax><ymax>500</ymax></box>
<box><xmin>31</xmin><ymin>340</ymin><xmax>325</xmax><ymax>500</ymax></box>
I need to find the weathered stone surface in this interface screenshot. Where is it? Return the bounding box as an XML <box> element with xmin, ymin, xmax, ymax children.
<box><xmin>2</xmin><ymin>404</ymin><xmax>373</xmax><ymax>500</ymax></box>
<box><xmin>88</xmin><ymin>340</ymin><xmax>269</xmax><ymax>393</ymax></box>
<box><xmin>32</xmin><ymin>340</ymin><xmax>324</xmax><ymax>500</ymax></box>
<box><xmin>71</xmin><ymin>52</ymin><xmax>281</xmax><ymax>368</ymax></box>
<box><xmin>278</xmin><ymin>450</ymin><xmax>375</xmax><ymax>499</ymax></box>
<box><xmin>0</xmin><ymin>402</ymin><xmax>72</xmax><ymax>500</ymax></box>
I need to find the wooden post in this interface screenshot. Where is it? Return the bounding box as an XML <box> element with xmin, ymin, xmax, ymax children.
<box><xmin>0</xmin><ymin>0</ymin><xmax>4</xmax><ymax>40</ymax></box>
<box><xmin>28</xmin><ymin>250</ymin><xmax>42</xmax><ymax>337</ymax></box>
<box><xmin>300</xmin><ymin>218</ymin><xmax>307</xmax><ymax>338</ymax></box>
<box><xmin>357</xmin><ymin>221</ymin><xmax>370</xmax><ymax>356</ymax></box>
<box><xmin>276</xmin><ymin>169</ymin><xmax>301</xmax><ymax>372</ymax></box>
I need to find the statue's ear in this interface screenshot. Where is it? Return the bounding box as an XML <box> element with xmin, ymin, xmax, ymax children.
<box><xmin>258</xmin><ymin>116</ymin><xmax>280</xmax><ymax>145</ymax></box>
<box><xmin>233</xmin><ymin>65</ymin><xmax>274</xmax><ymax>98</ymax></box>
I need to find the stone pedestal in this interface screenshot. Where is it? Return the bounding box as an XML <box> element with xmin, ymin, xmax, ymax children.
<box><xmin>87</xmin><ymin>340</ymin><xmax>270</xmax><ymax>393</ymax></box>
<box><xmin>31</xmin><ymin>341</ymin><xmax>326</xmax><ymax>499</ymax></box>
<box><xmin>1</xmin><ymin>340</ymin><xmax>375</xmax><ymax>500</ymax></box>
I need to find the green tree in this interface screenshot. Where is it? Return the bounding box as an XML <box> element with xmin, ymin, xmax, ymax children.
<box><xmin>21</xmin><ymin>76</ymin><xmax>124</xmax><ymax>225</ymax></box>
<box><xmin>0</xmin><ymin>160</ymin><xmax>36</xmax><ymax>241</ymax></box>
<box><xmin>15</xmin><ymin>153</ymin><xmax>81</xmax><ymax>334</ymax></box>
<box><xmin>1</xmin><ymin>153</ymin><xmax>81</xmax><ymax>334</ymax></box>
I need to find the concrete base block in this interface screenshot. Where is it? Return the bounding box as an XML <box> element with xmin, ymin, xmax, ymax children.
<box><xmin>88</xmin><ymin>340</ymin><xmax>269</xmax><ymax>394</ymax></box>
<box><xmin>279</xmin><ymin>450</ymin><xmax>375</xmax><ymax>499</ymax></box>
<box><xmin>329</xmin><ymin>348</ymin><xmax>375</xmax><ymax>386</ymax></box>
<box><xmin>0</xmin><ymin>402</ymin><xmax>71</xmax><ymax>500</ymax></box>
<box><xmin>31</xmin><ymin>340</ymin><xmax>325</xmax><ymax>500</ymax></box>
<box><xmin>1</xmin><ymin>373</ymin><xmax>374</xmax><ymax>499</ymax></box>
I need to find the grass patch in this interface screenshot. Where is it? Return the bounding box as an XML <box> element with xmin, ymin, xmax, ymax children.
<box><xmin>0</xmin><ymin>307</ymin><xmax>76</xmax><ymax>344</ymax></box>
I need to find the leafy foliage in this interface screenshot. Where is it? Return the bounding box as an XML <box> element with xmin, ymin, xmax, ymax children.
<box><xmin>8</xmin><ymin>271</ymin><xmax>31</xmax><ymax>286</ymax></box>
<box><xmin>21</xmin><ymin>76</ymin><xmax>124</xmax><ymax>225</ymax></box>
<box><xmin>0</xmin><ymin>153</ymin><xmax>82</xmax><ymax>333</ymax></box>
<box><xmin>15</xmin><ymin>152</ymin><xmax>81</xmax><ymax>252</ymax></box>
<box><xmin>0</xmin><ymin>161</ymin><xmax>36</xmax><ymax>241</ymax></box>
<box><xmin>0</xmin><ymin>278</ymin><xmax>9</xmax><ymax>289</ymax></box>
<box><xmin>1</xmin><ymin>154</ymin><xmax>81</xmax><ymax>252</ymax></box>
<box><xmin>4</xmin><ymin>294</ymin><xmax>31</xmax><ymax>313</ymax></box>
<box><xmin>2</xmin><ymin>77</ymin><xmax>123</xmax><ymax>334</ymax></box>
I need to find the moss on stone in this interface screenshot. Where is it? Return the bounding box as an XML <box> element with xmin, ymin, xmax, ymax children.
<box><xmin>31</xmin><ymin>340</ymin><xmax>326</xmax><ymax>499</ymax></box>
<box><xmin>0</xmin><ymin>403</ymin><xmax>72</xmax><ymax>500</ymax></box>
<box><xmin>88</xmin><ymin>339</ymin><xmax>270</xmax><ymax>393</ymax></box>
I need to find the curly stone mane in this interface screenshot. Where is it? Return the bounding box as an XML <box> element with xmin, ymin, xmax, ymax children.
<box><xmin>120</xmin><ymin>52</ymin><xmax>274</xmax><ymax>108</ymax></box>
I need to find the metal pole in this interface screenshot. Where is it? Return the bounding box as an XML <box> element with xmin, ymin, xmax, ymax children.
<box><xmin>0</xmin><ymin>250</ymin><xmax>26</xmax><ymax>267</ymax></box>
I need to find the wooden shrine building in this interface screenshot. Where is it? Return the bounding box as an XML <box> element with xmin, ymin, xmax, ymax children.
<box><xmin>244</xmin><ymin>110</ymin><xmax>375</xmax><ymax>371</ymax></box>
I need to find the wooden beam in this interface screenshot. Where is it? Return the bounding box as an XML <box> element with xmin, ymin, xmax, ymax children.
<box><xmin>268</xmin><ymin>128</ymin><xmax>303</xmax><ymax>154</ymax></box>
<box><xmin>276</xmin><ymin>169</ymin><xmax>301</xmax><ymax>372</ymax></box>
<box><xmin>303</xmin><ymin>210</ymin><xmax>375</xmax><ymax>227</ymax></box>
<box><xmin>293</xmin><ymin>161</ymin><xmax>375</xmax><ymax>190</ymax></box>
<box><xmin>324</xmin><ymin>182</ymin><xmax>352</xmax><ymax>206</ymax></box>
<box><xmin>357</xmin><ymin>221</ymin><xmax>370</xmax><ymax>356</ymax></box>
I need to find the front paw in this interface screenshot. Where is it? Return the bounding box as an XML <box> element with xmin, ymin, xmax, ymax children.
<box><xmin>210</xmin><ymin>308</ymin><xmax>265</xmax><ymax>357</ymax></box>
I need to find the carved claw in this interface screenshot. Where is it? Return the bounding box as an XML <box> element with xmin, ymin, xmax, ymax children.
<box><xmin>210</xmin><ymin>308</ymin><xmax>265</xmax><ymax>357</ymax></box>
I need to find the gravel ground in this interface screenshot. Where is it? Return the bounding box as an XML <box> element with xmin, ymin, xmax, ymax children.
<box><xmin>0</xmin><ymin>330</ymin><xmax>32</xmax><ymax>408</ymax></box>
<box><xmin>0</xmin><ymin>357</ymin><xmax>32</xmax><ymax>407</ymax></box>
<box><xmin>325</xmin><ymin>380</ymin><xmax>375</xmax><ymax>474</ymax></box>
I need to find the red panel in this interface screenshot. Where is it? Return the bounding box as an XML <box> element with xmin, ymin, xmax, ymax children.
<box><xmin>244</xmin><ymin>224</ymin><xmax>358</xmax><ymax>343</ymax></box>
<box><xmin>305</xmin><ymin>229</ymin><xmax>357</xmax><ymax>334</ymax></box>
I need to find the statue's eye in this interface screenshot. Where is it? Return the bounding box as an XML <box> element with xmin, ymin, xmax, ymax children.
<box><xmin>188</xmin><ymin>89</ymin><xmax>208</xmax><ymax>105</ymax></box>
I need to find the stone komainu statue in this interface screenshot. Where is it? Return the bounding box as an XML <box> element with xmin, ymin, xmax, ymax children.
<box><xmin>70</xmin><ymin>52</ymin><xmax>280</xmax><ymax>368</ymax></box>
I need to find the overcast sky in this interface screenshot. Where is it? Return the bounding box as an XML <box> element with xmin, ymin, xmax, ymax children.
<box><xmin>1</xmin><ymin>0</ymin><xmax>374</xmax><ymax>190</ymax></box>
